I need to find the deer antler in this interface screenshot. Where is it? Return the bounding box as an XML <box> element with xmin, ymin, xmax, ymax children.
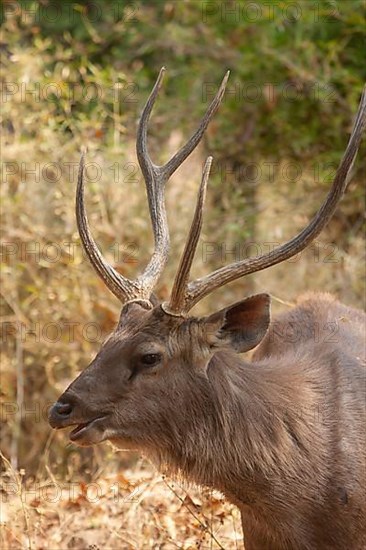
<box><xmin>167</xmin><ymin>85</ymin><xmax>366</xmax><ymax>314</ymax></box>
<box><xmin>77</xmin><ymin>70</ymin><xmax>365</xmax><ymax>315</ymax></box>
<box><xmin>163</xmin><ymin>156</ymin><xmax>212</xmax><ymax>315</ymax></box>
<box><xmin>76</xmin><ymin>69</ymin><xmax>229</xmax><ymax>306</ymax></box>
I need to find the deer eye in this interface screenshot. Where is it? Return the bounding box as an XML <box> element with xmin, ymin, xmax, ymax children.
<box><xmin>140</xmin><ymin>353</ymin><xmax>162</xmax><ymax>367</ymax></box>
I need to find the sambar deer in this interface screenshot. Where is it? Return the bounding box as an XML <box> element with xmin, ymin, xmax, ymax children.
<box><xmin>49</xmin><ymin>70</ymin><xmax>366</xmax><ymax>549</ymax></box>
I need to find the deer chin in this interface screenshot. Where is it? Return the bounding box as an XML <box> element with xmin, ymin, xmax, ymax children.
<box><xmin>69</xmin><ymin>415</ymin><xmax>109</xmax><ymax>447</ymax></box>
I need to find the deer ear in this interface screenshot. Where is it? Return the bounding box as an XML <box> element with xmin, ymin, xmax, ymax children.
<box><xmin>204</xmin><ymin>294</ymin><xmax>271</xmax><ymax>353</ymax></box>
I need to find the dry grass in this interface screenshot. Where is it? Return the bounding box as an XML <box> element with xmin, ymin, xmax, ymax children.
<box><xmin>1</xmin><ymin>451</ymin><xmax>242</xmax><ymax>550</ymax></box>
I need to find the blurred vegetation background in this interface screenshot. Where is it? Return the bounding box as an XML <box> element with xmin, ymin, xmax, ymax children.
<box><xmin>1</xmin><ymin>0</ymin><xmax>365</xmax><ymax>523</ymax></box>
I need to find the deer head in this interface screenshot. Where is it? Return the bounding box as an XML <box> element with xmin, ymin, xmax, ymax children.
<box><xmin>49</xmin><ymin>69</ymin><xmax>366</xmax><ymax>455</ymax></box>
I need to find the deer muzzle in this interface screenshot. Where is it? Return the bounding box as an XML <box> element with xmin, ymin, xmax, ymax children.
<box><xmin>48</xmin><ymin>397</ymin><xmax>109</xmax><ymax>446</ymax></box>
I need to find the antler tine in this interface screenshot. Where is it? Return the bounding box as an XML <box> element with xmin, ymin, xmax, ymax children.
<box><xmin>135</xmin><ymin>67</ymin><xmax>170</xmax><ymax>294</ymax></box>
<box><xmin>76</xmin><ymin>151</ymin><xmax>144</xmax><ymax>304</ymax></box>
<box><xmin>136</xmin><ymin>67</ymin><xmax>166</xmax><ymax>189</ymax></box>
<box><xmin>136</xmin><ymin>68</ymin><xmax>229</xmax><ymax>185</ymax></box>
<box><xmin>183</xmin><ymin>85</ymin><xmax>366</xmax><ymax>312</ymax></box>
<box><xmin>135</xmin><ymin>68</ymin><xmax>230</xmax><ymax>296</ymax></box>
<box><xmin>162</xmin><ymin>156</ymin><xmax>212</xmax><ymax>316</ymax></box>
<box><xmin>161</xmin><ymin>71</ymin><xmax>230</xmax><ymax>181</ymax></box>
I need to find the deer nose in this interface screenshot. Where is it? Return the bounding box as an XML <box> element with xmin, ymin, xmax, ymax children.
<box><xmin>55</xmin><ymin>401</ymin><xmax>73</xmax><ymax>416</ymax></box>
<box><xmin>48</xmin><ymin>400</ymin><xmax>73</xmax><ymax>428</ymax></box>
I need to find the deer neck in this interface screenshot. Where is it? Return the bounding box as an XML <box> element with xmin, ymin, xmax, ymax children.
<box><xmin>152</xmin><ymin>350</ymin><xmax>307</xmax><ymax>507</ymax></box>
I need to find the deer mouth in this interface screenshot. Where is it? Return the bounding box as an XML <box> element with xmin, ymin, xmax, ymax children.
<box><xmin>69</xmin><ymin>415</ymin><xmax>109</xmax><ymax>445</ymax></box>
